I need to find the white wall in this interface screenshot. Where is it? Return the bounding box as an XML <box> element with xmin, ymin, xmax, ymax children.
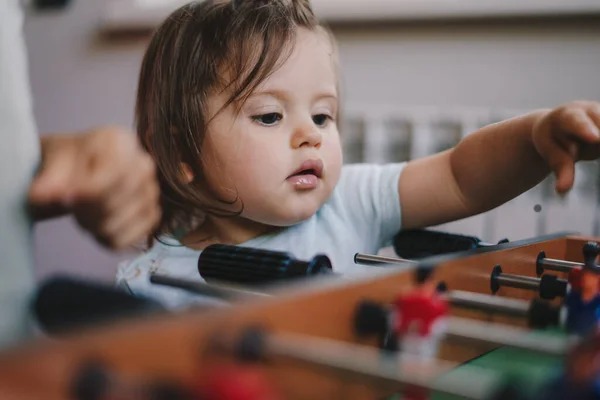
<box><xmin>334</xmin><ymin>20</ymin><xmax>600</xmax><ymax>109</ymax></box>
<box><xmin>23</xmin><ymin>0</ymin><xmax>600</xmax><ymax>282</ymax></box>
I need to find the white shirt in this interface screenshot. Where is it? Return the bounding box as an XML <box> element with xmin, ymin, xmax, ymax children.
<box><xmin>117</xmin><ymin>163</ymin><xmax>406</xmax><ymax>309</ymax></box>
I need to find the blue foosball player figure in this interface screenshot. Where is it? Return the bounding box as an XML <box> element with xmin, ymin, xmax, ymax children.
<box><xmin>565</xmin><ymin>242</ymin><xmax>600</xmax><ymax>337</ymax></box>
<box><xmin>535</xmin><ymin>330</ymin><xmax>600</xmax><ymax>400</ymax></box>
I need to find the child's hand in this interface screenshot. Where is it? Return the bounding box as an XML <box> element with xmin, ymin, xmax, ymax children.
<box><xmin>29</xmin><ymin>127</ymin><xmax>161</xmax><ymax>249</ymax></box>
<box><xmin>532</xmin><ymin>101</ymin><xmax>600</xmax><ymax>193</ymax></box>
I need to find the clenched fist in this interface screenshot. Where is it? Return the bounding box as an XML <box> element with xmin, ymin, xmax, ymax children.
<box><xmin>532</xmin><ymin>101</ymin><xmax>600</xmax><ymax>193</ymax></box>
<box><xmin>28</xmin><ymin>126</ymin><xmax>161</xmax><ymax>249</ymax></box>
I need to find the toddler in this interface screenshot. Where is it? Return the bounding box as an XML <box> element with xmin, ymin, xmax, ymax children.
<box><xmin>117</xmin><ymin>0</ymin><xmax>600</xmax><ymax>308</ymax></box>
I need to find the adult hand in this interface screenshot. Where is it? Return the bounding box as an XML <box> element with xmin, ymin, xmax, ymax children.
<box><xmin>29</xmin><ymin>126</ymin><xmax>161</xmax><ymax>249</ymax></box>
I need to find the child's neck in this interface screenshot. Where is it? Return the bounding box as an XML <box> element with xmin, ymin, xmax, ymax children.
<box><xmin>180</xmin><ymin>215</ymin><xmax>281</xmax><ymax>250</ymax></box>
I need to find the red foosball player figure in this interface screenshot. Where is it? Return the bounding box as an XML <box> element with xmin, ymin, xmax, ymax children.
<box><xmin>567</xmin><ymin>265</ymin><xmax>582</xmax><ymax>294</ymax></box>
<box><xmin>194</xmin><ymin>363</ymin><xmax>281</xmax><ymax>400</ymax></box>
<box><xmin>565</xmin><ymin>242</ymin><xmax>600</xmax><ymax>337</ymax></box>
<box><xmin>392</xmin><ymin>266</ymin><xmax>449</xmax><ymax>361</ymax></box>
<box><xmin>391</xmin><ymin>267</ymin><xmax>449</xmax><ymax>400</ymax></box>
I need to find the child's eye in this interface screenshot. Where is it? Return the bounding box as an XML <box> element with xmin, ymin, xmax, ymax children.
<box><xmin>313</xmin><ymin>114</ymin><xmax>332</xmax><ymax>127</ymax></box>
<box><xmin>252</xmin><ymin>113</ymin><xmax>282</xmax><ymax>126</ymax></box>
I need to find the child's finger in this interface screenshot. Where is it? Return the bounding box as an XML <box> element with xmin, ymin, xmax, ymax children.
<box><xmin>555</xmin><ymin>163</ymin><xmax>575</xmax><ymax>194</ymax></box>
<box><xmin>559</xmin><ymin>107</ymin><xmax>600</xmax><ymax>143</ymax></box>
<box><xmin>565</xmin><ymin>141</ymin><xmax>579</xmax><ymax>160</ymax></box>
<box><xmin>587</xmin><ymin>104</ymin><xmax>600</xmax><ymax>133</ymax></box>
<box><xmin>543</xmin><ymin>143</ymin><xmax>576</xmax><ymax>193</ymax></box>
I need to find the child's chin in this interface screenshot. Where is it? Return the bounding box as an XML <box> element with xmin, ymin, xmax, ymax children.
<box><xmin>269</xmin><ymin>208</ymin><xmax>319</xmax><ymax>227</ymax></box>
<box><xmin>292</xmin><ymin>205</ymin><xmax>321</xmax><ymax>222</ymax></box>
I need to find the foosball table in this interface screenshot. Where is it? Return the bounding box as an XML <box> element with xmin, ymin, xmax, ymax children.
<box><xmin>2</xmin><ymin>231</ymin><xmax>600</xmax><ymax>400</ymax></box>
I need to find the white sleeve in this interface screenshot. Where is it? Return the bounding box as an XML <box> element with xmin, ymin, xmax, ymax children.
<box><xmin>335</xmin><ymin>163</ymin><xmax>406</xmax><ymax>248</ymax></box>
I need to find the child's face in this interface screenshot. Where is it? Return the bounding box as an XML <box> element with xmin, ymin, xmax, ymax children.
<box><xmin>203</xmin><ymin>28</ymin><xmax>343</xmax><ymax>227</ymax></box>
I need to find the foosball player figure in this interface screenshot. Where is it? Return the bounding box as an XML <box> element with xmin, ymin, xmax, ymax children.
<box><xmin>564</xmin><ymin>242</ymin><xmax>599</xmax><ymax>301</ymax></box>
<box><xmin>567</xmin><ymin>265</ymin><xmax>582</xmax><ymax>296</ymax></box>
<box><xmin>71</xmin><ymin>358</ymin><xmax>281</xmax><ymax>400</ymax></box>
<box><xmin>534</xmin><ymin>330</ymin><xmax>600</xmax><ymax>400</ymax></box>
<box><xmin>71</xmin><ymin>361</ymin><xmax>194</xmax><ymax>400</ymax></box>
<box><xmin>389</xmin><ymin>266</ymin><xmax>449</xmax><ymax>400</ymax></box>
<box><xmin>392</xmin><ymin>266</ymin><xmax>449</xmax><ymax>361</ymax></box>
<box><xmin>193</xmin><ymin>363</ymin><xmax>282</xmax><ymax>400</ymax></box>
<box><xmin>564</xmin><ymin>242</ymin><xmax>600</xmax><ymax>337</ymax></box>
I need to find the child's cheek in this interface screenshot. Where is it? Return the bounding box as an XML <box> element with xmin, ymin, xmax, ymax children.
<box><xmin>324</xmin><ymin>132</ymin><xmax>343</xmax><ymax>162</ymax></box>
<box><xmin>233</xmin><ymin>147</ymin><xmax>269</xmax><ymax>181</ymax></box>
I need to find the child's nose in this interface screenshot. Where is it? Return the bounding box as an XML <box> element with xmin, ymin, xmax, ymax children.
<box><xmin>290</xmin><ymin>123</ymin><xmax>322</xmax><ymax>149</ymax></box>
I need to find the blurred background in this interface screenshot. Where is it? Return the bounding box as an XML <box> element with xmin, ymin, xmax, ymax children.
<box><xmin>25</xmin><ymin>0</ymin><xmax>600</xmax><ymax>282</ymax></box>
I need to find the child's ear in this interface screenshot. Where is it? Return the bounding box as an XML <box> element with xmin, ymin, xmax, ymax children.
<box><xmin>179</xmin><ymin>163</ymin><xmax>195</xmax><ymax>184</ymax></box>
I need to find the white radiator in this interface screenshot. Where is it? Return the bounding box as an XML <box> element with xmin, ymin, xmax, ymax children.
<box><xmin>341</xmin><ymin>104</ymin><xmax>600</xmax><ymax>244</ymax></box>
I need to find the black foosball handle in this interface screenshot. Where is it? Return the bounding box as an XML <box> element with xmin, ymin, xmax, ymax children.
<box><xmin>33</xmin><ymin>0</ymin><xmax>72</xmax><ymax>10</ymax></box>
<box><xmin>198</xmin><ymin>244</ymin><xmax>333</xmax><ymax>286</ymax></box>
<box><xmin>33</xmin><ymin>276</ymin><xmax>165</xmax><ymax>335</ymax></box>
<box><xmin>393</xmin><ymin>229</ymin><xmax>509</xmax><ymax>260</ymax></box>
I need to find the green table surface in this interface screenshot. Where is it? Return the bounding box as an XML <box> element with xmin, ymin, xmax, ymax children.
<box><xmin>390</xmin><ymin>329</ymin><xmax>569</xmax><ymax>400</ymax></box>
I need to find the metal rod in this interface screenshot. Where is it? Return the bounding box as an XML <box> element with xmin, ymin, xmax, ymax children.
<box><xmin>354</xmin><ymin>253</ymin><xmax>417</xmax><ymax>266</ymax></box>
<box><xmin>447</xmin><ymin>290</ymin><xmax>530</xmax><ymax>318</ymax></box>
<box><xmin>364</xmin><ymin>291</ymin><xmax>567</xmax><ymax>356</ymax></box>
<box><xmin>539</xmin><ymin>258</ymin><xmax>582</xmax><ymax>273</ymax></box>
<box><xmin>153</xmin><ymin>275</ymin><xmax>568</xmax><ymax>359</ymax></box>
<box><xmin>496</xmin><ymin>274</ymin><xmax>541</xmax><ymax>291</ymax></box>
<box><xmin>262</xmin><ymin>331</ymin><xmax>506</xmax><ymax>400</ymax></box>
<box><xmin>446</xmin><ymin>316</ymin><xmax>573</xmax><ymax>357</ymax></box>
<box><xmin>149</xmin><ymin>274</ymin><xmax>270</xmax><ymax>301</ymax></box>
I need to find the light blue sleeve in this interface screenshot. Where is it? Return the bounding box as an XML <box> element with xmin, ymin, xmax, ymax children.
<box><xmin>334</xmin><ymin>163</ymin><xmax>406</xmax><ymax>248</ymax></box>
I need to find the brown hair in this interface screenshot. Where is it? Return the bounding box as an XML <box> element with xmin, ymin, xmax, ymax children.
<box><xmin>135</xmin><ymin>0</ymin><xmax>326</xmax><ymax>241</ymax></box>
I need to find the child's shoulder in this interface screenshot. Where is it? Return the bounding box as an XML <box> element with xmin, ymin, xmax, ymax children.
<box><xmin>328</xmin><ymin>162</ymin><xmax>406</xmax><ymax>210</ymax></box>
<box><xmin>337</xmin><ymin>162</ymin><xmax>406</xmax><ymax>190</ymax></box>
<box><xmin>325</xmin><ymin>162</ymin><xmax>406</xmax><ymax>246</ymax></box>
<box><xmin>115</xmin><ymin>238</ymin><xmax>215</xmax><ymax>309</ymax></box>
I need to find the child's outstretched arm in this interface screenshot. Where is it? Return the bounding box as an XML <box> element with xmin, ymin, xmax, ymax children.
<box><xmin>399</xmin><ymin>101</ymin><xmax>600</xmax><ymax>230</ymax></box>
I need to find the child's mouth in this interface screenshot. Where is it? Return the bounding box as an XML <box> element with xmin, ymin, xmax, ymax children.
<box><xmin>292</xmin><ymin>169</ymin><xmax>316</xmax><ymax>177</ymax></box>
<box><xmin>287</xmin><ymin>173</ymin><xmax>319</xmax><ymax>189</ymax></box>
<box><xmin>287</xmin><ymin>160</ymin><xmax>323</xmax><ymax>189</ymax></box>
